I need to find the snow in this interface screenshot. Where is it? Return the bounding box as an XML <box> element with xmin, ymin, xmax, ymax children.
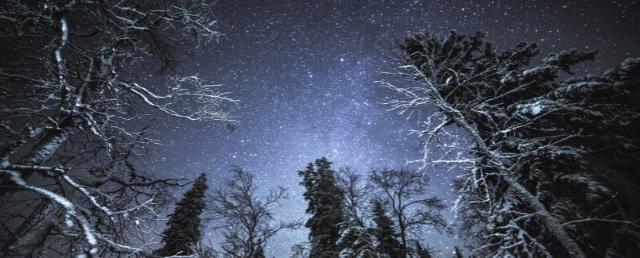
<box><xmin>517</xmin><ymin>100</ymin><xmax>545</xmax><ymax>116</ymax></box>
<box><xmin>60</xmin><ymin>18</ymin><xmax>68</xmax><ymax>43</ymax></box>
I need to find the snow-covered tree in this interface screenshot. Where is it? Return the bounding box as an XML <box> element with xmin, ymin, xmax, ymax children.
<box><xmin>371</xmin><ymin>200</ymin><xmax>402</xmax><ymax>258</ymax></box>
<box><xmin>0</xmin><ymin>0</ymin><xmax>235</xmax><ymax>256</ymax></box>
<box><xmin>299</xmin><ymin>157</ymin><xmax>345</xmax><ymax>258</ymax></box>
<box><xmin>211</xmin><ymin>167</ymin><xmax>299</xmax><ymax>258</ymax></box>
<box><xmin>368</xmin><ymin>169</ymin><xmax>446</xmax><ymax>257</ymax></box>
<box><xmin>335</xmin><ymin>168</ymin><xmax>384</xmax><ymax>258</ymax></box>
<box><xmin>290</xmin><ymin>242</ymin><xmax>312</xmax><ymax>258</ymax></box>
<box><xmin>155</xmin><ymin>174</ymin><xmax>209</xmax><ymax>256</ymax></box>
<box><xmin>380</xmin><ymin>31</ymin><xmax>640</xmax><ymax>257</ymax></box>
<box><xmin>337</xmin><ymin>218</ymin><xmax>382</xmax><ymax>258</ymax></box>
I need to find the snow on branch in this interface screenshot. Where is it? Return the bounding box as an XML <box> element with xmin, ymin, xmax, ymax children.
<box><xmin>125</xmin><ymin>76</ymin><xmax>237</xmax><ymax>122</ymax></box>
<box><xmin>0</xmin><ymin>0</ymin><xmax>235</xmax><ymax>255</ymax></box>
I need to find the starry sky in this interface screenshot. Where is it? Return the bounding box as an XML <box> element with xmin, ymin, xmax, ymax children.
<box><xmin>143</xmin><ymin>1</ymin><xmax>640</xmax><ymax>257</ymax></box>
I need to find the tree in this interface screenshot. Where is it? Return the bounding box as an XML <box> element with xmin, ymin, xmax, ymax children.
<box><xmin>211</xmin><ymin>167</ymin><xmax>299</xmax><ymax>258</ymax></box>
<box><xmin>453</xmin><ymin>246</ymin><xmax>464</xmax><ymax>258</ymax></box>
<box><xmin>415</xmin><ymin>241</ymin><xmax>432</xmax><ymax>258</ymax></box>
<box><xmin>0</xmin><ymin>0</ymin><xmax>235</xmax><ymax>256</ymax></box>
<box><xmin>155</xmin><ymin>173</ymin><xmax>208</xmax><ymax>256</ymax></box>
<box><xmin>336</xmin><ymin>167</ymin><xmax>369</xmax><ymax>225</ymax></box>
<box><xmin>290</xmin><ymin>242</ymin><xmax>311</xmax><ymax>258</ymax></box>
<box><xmin>380</xmin><ymin>31</ymin><xmax>640</xmax><ymax>257</ymax></box>
<box><xmin>334</xmin><ymin>167</ymin><xmax>381</xmax><ymax>258</ymax></box>
<box><xmin>371</xmin><ymin>200</ymin><xmax>402</xmax><ymax>258</ymax></box>
<box><xmin>194</xmin><ymin>242</ymin><xmax>219</xmax><ymax>258</ymax></box>
<box><xmin>253</xmin><ymin>246</ymin><xmax>266</xmax><ymax>258</ymax></box>
<box><xmin>299</xmin><ymin>157</ymin><xmax>345</xmax><ymax>258</ymax></box>
<box><xmin>368</xmin><ymin>169</ymin><xmax>446</xmax><ymax>257</ymax></box>
<box><xmin>337</xmin><ymin>217</ymin><xmax>380</xmax><ymax>258</ymax></box>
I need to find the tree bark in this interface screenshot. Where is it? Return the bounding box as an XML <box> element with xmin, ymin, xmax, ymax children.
<box><xmin>1</xmin><ymin>119</ymin><xmax>75</xmax><ymax>256</ymax></box>
<box><xmin>1</xmin><ymin>122</ymin><xmax>73</xmax><ymax>196</ymax></box>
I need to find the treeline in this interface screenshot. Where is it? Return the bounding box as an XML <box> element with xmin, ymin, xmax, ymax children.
<box><xmin>1</xmin><ymin>0</ymin><xmax>639</xmax><ymax>256</ymax></box>
<box><xmin>154</xmin><ymin>158</ymin><xmax>455</xmax><ymax>258</ymax></box>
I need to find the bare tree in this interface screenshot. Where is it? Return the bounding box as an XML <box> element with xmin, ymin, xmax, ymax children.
<box><xmin>368</xmin><ymin>168</ymin><xmax>446</xmax><ymax>257</ymax></box>
<box><xmin>0</xmin><ymin>0</ymin><xmax>235</xmax><ymax>256</ymax></box>
<box><xmin>335</xmin><ymin>168</ymin><xmax>384</xmax><ymax>258</ymax></box>
<box><xmin>336</xmin><ymin>167</ymin><xmax>369</xmax><ymax>224</ymax></box>
<box><xmin>289</xmin><ymin>242</ymin><xmax>311</xmax><ymax>258</ymax></box>
<box><xmin>210</xmin><ymin>168</ymin><xmax>300</xmax><ymax>258</ymax></box>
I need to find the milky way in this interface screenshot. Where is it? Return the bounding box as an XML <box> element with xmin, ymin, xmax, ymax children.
<box><xmin>143</xmin><ymin>1</ymin><xmax>640</xmax><ymax>256</ymax></box>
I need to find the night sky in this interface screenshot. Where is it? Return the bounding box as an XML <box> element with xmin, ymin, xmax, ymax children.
<box><xmin>141</xmin><ymin>1</ymin><xmax>640</xmax><ymax>256</ymax></box>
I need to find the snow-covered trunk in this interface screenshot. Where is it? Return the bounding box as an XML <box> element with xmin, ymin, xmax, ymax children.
<box><xmin>21</xmin><ymin>125</ymin><xmax>72</xmax><ymax>166</ymax></box>
<box><xmin>1</xmin><ymin>120</ymin><xmax>74</xmax><ymax>195</ymax></box>
<box><xmin>0</xmin><ymin>120</ymin><xmax>75</xmax><ymax>256</ymax></box>
<box><xmin>429</xmin><ymin>87</ymin><xmax>587</xmax><ymax>258</ymax></box>
<box><xmin>1</xmin><ymin>200</ymin><xmax>57</xmax><ymax>257</ymax></box>
<box><xmin>459</xmin><ymin>120</ymin><xmax>586</xmax><ymax>258</ymax></box>
<box><xmin>501</xmin><ymin>176</ymin><xmax>586</xmax><ymax>257</ymax></box>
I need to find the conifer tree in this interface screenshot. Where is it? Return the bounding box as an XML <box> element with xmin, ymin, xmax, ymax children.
<box><xmin>384</xmin><ymin>30</ymin><xmax>640</xmax><ymax>257</ymax></box>
<box><xmin>372</xmin><ymin>200</ymin><xmax>402</xmax><ymax>258</ymax></box>
<box><xmin>155</xmin><ymin>173</ymin><xmax>208</xmax><ymax>256</ymax></box>
<box><xmin>337</xmin><ymin>217</ymin><xmax>380</xmax><ymax>258</ymax></box>
<box><xmin>299</xmin><ymin>157</ymin><xmax>345</xmax><ymax>258</ymax></box>
<box><xmin>415</xmin><ymin>241</ymin><xmax>432</xmax><ymax>258</ymax></box>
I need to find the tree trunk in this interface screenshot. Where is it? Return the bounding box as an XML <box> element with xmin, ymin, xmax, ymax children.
<box><xmin>502</xmin><ymin>176</ymin><xmax>587</xmax><ymax>257</ymax></box>
<box><xmin>1</xmin><ymin>119</ymin><xmax>75</xmax><ymax>256</ymax></box>
<box><xmin>398</xmin><ymin>219</ymin><xmax>408</xmax><ymax>258</ymax></box>
<box><xmin>428</xmin><ymin>87</ymin><xmax>588</xmax><ymax>258</ymax></box>
<box><xmin>1</xmin><ymin>123</ymin><xmax>73</xmax><ymax>196</ymax></box>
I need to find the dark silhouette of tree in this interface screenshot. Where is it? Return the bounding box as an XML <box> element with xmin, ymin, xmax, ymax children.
<box><xmin>372</xmin><ymin>200</ymin><xmax>402</xmax><ymax>258</ymax></box>
<box><xmin>336</xmin><ymin>168</ymin><xmax>381</xmax><ymax>258</ymax></box>
<box><xmin>211</xmin><ymin>167</ymin><xmax>299</xmax><ymax>258</ymax></box>
<box><xmin>336</xmin><ymin>167</ymin><xmax>369</xmax><ymax>225</ymax></box>
<box><xmin>155</xmin><ymin>174</ymin><xmax>208</xmax><ymax>256</ymax></box>
<box><xmin>381</xmin><ymin>30</ymin><xmax>640</xmax><ymax>257</ymax></box>
<box><xmin>415</xmin><ymin>241</ymin><xmax>432</xmax><ymax>258</ymax></box>
<box><xmin>253</xmin><ymin>246</ymin><xmax>266</xmax><ymax>258</ymax></box>
<box><xmin>369</xmin><ymin>169</ymin><xmax>446</xmax><ymax>257</ymax></box>
<box><xmin>299</xmin><ymin>157</ymin><xmax>345</xmax><ymax>258</ymax></box>
<box><xmin>453</xmin><ymin>246</ymin><xmax>464</xmax><ymax>258</ymax></box>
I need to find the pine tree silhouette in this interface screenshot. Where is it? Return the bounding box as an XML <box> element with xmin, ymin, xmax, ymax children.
<box><xmin>155</xmin><ymin>173</ymin><xmax>208</xmax><ymax>256</ymax></box>
<box><xmin>372</xmin><ymin>200</ymin><xmax>403</xmax><ymax>258</ymax></box>
<box><xmin>299</xmin><ymin>157</ymin><xmax>344</xmax><ymax>258</ymax></box>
